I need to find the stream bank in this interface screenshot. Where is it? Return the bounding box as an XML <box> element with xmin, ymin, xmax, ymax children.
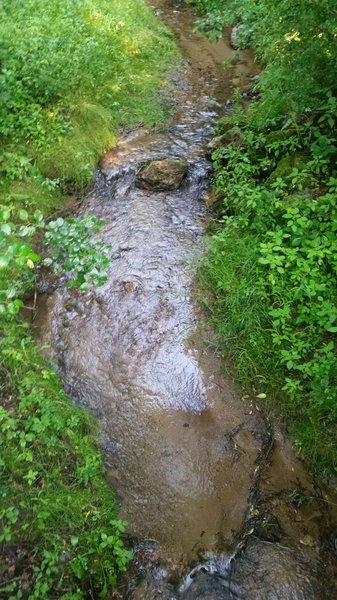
<box><xmin>33</xmin><ymin>1</ymin><xmax>337</xmax><ymax>598</ymax></box>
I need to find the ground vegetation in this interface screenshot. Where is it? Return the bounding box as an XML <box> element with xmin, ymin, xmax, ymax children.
<box><xmin>192</xmin><ymin>0</ymin><xmax>337</xmax><ymax>475</ymax></box>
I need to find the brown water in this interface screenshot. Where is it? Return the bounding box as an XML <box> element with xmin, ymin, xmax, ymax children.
<box><xmin>34</xmin><ymin>1</ymin><xmax>337</xmax><ymax>598</ymax></box>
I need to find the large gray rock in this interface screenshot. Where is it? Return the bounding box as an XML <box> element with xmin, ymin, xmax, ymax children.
<box><xmin>135</xmin><ymin>159</ymin><xmax>188</xmax><ymax>191</ymax></box>
<box><xmin>230</xmin><ymin>25</ymin><xmax>246</xmax><ymax>50</ymax></box>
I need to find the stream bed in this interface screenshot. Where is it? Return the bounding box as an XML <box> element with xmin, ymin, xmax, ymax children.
<box><xmin>34</xmin><ymin>1</ymin><xmax>337</xmax><ymax>598</ymax></box>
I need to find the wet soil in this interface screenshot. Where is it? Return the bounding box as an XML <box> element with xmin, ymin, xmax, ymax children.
<box><xmin>33</xmin><ymin>1</ymin><xmax>337</xmax><ymax>597</ymax></box>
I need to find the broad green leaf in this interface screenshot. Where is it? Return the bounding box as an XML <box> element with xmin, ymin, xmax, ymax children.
<box><xmin>0</xmin><ymin>256</ymin><xmax>10</xmax><ymax>268</ymax></box>
<box><xmin>0</xmin><ymin>209</ymin><xmax>10</xmax><ymax>220</ymax></box>
<box><xmin>34</xmin><ymin>210</ymin><xmax>44</xmax><ymax>223</ymax></box>
<box><xmin>6</xmin><ymin>287</ymin><xmax>18</xmax><ymax>299</ymax></box>
<box><xmin>18</xmin><ymin>209</ymin><xmax>29</xmax><ymax>221</ymax></box>
<box><xmin>1</xmin><ymin>224</ymin><xmax>12</xmax><ymax>236</ymax></box>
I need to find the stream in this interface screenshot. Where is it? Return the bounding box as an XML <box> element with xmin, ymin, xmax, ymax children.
<box><xmin>34</xmin><ymin>1</ymin><xmax>337</xmax><ymax>598</ymax></box>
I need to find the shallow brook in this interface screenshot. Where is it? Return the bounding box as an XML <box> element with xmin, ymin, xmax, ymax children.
<box><xmin>34</xmin><ymin>1</ymin><xmax>337</xmax><ymax>597</ymax></box>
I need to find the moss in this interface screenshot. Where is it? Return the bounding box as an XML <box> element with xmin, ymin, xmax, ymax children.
<box><xmin>0</xmin><ymin>179</ymin><xmax>63</xmax><ymax>214</ymax></box>
<box><xmin>217</xmin><ymin>115</ymin><xmax>238</xmax><ymax>135</ymax></box>
<box><xmin>267</xmin><ymin>153</ymin><xmax>312</xmax><ymax>184</ymax></box>
<box><xmin>37</xmin><ymin>104</ymin><xmax>117</xmax><ymax>190</ymax></box>
<box><xmin>265</xmin><ymin>129</ymin><xmax>294</xmax><ymax>145</ymax></box>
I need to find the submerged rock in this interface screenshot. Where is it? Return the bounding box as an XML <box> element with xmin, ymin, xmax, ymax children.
<box><xmin>253</xmin><ymin>513</ymin><xmax>283</xmax><ymax>543</ymax></box>
<box><xmin>182</xmin><ymin>572</ymin><xmax>231</xmax><ymax>600</ymax></box>
<box><xmin>135</xmin><ymin>159</ymin><xmax>188</xmax><ymax>190</ymax></box>
<box><xmin>182</xmin><ymin>538</ymin><xmax>327</xmax><ymax>600</ymax></box>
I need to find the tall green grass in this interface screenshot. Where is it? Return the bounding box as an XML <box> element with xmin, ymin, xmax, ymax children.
<box><xmin>0</xmin><ymin>0</ymin><xmax>178</xmax><ymax>201</ymax></box>
<box><xmin>199</xmin><ymin>232</ymin><xmax>276</xmax><ymax>387</ymax></box>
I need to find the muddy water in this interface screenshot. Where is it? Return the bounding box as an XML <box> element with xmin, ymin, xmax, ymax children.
<box><xmin>34</xmin><ymin>1</ymin><xmax>337</xmax><ymax>597</ymax></box>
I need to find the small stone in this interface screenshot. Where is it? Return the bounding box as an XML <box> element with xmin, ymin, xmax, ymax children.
<box><xmin>231</xmin><ymin>77</ymin><xmax>241</xmax><ymax>87</ymax></box>
<box><xmin>300</xmin><ymin>535</ymin><xmax>315</xmax><ymax>546</ymax></box>
<box><xmin>124</xmin><ymin>281</ymin><xmax>136</xmax><ymax>292</ymax></box>
<box><xmin>182</xmin><ymin>572</ymin><xmax>231</xmax><ymax>600</ymax></box>
<box><xmin>206</xmin><ymin>135</ymin><xmax>227</xmax><ymax>152</ymax></box>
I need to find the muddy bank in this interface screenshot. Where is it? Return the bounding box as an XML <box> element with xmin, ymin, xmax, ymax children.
<box><xmin>33</xmin><ymin>0</ymin><xmax>337</xmax><ymax>597</ymax></box>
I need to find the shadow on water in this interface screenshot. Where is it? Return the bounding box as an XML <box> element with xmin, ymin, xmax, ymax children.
<box><xmin>34</xmin><ymin>1</ymin><xmax>337</xmax><ymax>597</ymax></box>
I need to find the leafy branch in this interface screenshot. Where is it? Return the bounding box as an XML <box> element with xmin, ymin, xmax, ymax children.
<box><xmin>0</xmin><ymin>207</ymin><xmax>111</xmax><ymax>316</ymax></box>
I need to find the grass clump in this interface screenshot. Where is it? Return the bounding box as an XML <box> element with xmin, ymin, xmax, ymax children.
<box><xmin>199</xmin><ymin>232</ymin><xmax>273</xmax><ymax>386</ymax></box>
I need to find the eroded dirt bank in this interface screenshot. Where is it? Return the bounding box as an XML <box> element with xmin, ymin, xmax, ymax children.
<box><xmin>34</xmin><ymin>0</ymin><xmax>337</xmax><ymax>597</ymax></box>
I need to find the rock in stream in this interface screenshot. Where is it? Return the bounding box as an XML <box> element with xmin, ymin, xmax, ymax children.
<box><xmin>136</xmin><ymin>158</ymin><xmax>188</xmax><ymax>190</ymax></box>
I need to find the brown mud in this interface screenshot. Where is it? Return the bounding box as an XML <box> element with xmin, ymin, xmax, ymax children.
<box><xmin>33</xmin><ymin>1</ymin><xmax>337</xmax><ymax>598</ymax></box>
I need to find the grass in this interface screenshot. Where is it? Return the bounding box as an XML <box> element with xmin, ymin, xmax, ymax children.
<box><xmin>198</xmin><ymin>231</ymin><xmax>276</xmax><ymax>388</ymax></box>
<box><xmin>0</xmin><ymin>0</ymin><xmax>178</xmax><ymax>201</ymax></box>
<box><xmin>37</xmin><ymin>104</ymin><xmax>116</xmax><ymax>191</ymax></box>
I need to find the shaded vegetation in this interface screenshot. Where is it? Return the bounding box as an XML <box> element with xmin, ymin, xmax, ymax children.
<box><xmin>191</xmin><ymin>0</ymin><xmax>337</xmax><ymax>119</ymax></box>
<box><xmin>194</xmin><ymin>0</ymin><xmax>337</xmax><ymax>475</ymax></box>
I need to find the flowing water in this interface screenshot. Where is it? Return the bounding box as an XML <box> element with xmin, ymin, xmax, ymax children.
<box><xmin>34</xmin><ymin>1</ymin><xmax>337</xmax><ymax>597</ymax></box>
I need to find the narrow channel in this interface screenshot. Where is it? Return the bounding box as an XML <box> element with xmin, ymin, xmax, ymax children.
<box><xmin>34</xmin><ymin>1</ymin><xmax>337</xmax><ymax>598</ymax></box>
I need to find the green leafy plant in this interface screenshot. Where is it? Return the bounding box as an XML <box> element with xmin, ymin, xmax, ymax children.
<box><xmin>0</xmin><ymin>207</ymin><xmax>111</xmax><ymax>317</ymax></box>
<box><xmin>0</xmin><ymin>322</ymin><xmax>132</xmax><ymax>598</ymax></box>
